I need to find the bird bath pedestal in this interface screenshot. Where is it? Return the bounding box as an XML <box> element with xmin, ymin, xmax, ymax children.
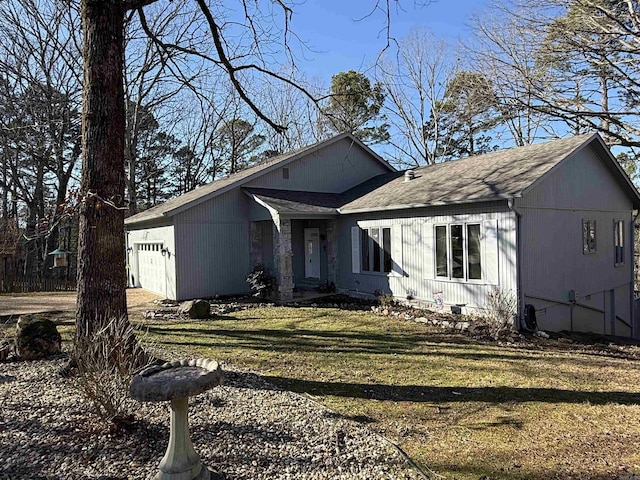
<box><xmin>130</xmin><ymin>359</ymin><xmax>224</xmax><ymax>480</ymax></box>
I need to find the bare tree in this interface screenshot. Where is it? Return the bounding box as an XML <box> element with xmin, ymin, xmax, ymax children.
<box><xmin>471</xmin><ymin>0</ymin><xmax>640</xmax><ymax>149</ymax></box>
<box><xmin>257</xmin><ymin>71</ymin><xmax>326</xmax><ymax>153</ymax></box>
<box><xmin>467</xmin><ymin>9</ymin><xmax>555</xmax><ymax>146</ymax></box>
<box><xmin>0</xmin><ymin>0</ymin><xmax>82</xmax><ymax>277</ymax></box>
<box><xmin>123</xmin><ymin>0</ymin><xmax>202</xmax><ymax>214</ymax></box>
<box><xmin>376</xmin><ymin>28</ymin><xmax>459</xmax><ymax>166</ymax></box>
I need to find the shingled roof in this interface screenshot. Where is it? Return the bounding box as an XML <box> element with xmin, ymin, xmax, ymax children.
<box><xmin>339</xmin><ymin>133</ymin><xmax>640</xmax><ymax>213</ymax></box>
<box><xmin>125</xmin><ymin>133</ymin><xmax>392</xmax><ymax>225</ymax></box>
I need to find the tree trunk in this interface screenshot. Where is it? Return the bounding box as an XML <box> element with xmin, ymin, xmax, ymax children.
<box><xmin>76</xmin><ymin>0</ymin><xmax>128</xmax><ymax>341</ymax></box>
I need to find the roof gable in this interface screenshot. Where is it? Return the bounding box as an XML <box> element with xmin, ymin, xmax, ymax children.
<box><xmin>125</xmin><ymin>133</ymin><xmax>393</xmax><ymax>225</ymax></box>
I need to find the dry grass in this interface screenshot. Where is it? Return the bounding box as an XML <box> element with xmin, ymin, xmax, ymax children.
<box><xmin>3</xmin><ymin>297</ymin><xmax>640</xmax><ymax>479</ymax></box>
<box><xmin>139</xmin><ymin>305</ymin><xmax>640</xmax><ymax>480</ymax></box>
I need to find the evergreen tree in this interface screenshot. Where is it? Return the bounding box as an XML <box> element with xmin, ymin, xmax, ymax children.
<box><xmin>321</xmin><ymin>70</ymin><xmax>389</xmax><ymax>144</ymax></box>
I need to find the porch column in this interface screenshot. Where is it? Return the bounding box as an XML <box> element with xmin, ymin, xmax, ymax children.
<box><xmin>326</xmin><ymin>218</ymin><xmax>338</xmax><ymax>285</ymax></box>
<box><xmin>249</xmin><ymin>221</ymin><xmax>263</xmax><ymax>268</ymax></box>
<box><xmin>273</xmin><ymin>215</ymin><xmax>294</xmax><ymax>300</ymax></box>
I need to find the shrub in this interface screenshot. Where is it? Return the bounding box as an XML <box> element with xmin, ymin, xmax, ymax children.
<box><xmin>71</xmin><ymin>317</ymin><xmax>155</xmax><ymax>430</ymax></box>
<box><xmin>246</xmin><ymin>265</ymin><xmax>276</xmax><ymax>299</ymax></box>
<box><xmin>484</xmin><ymin>288</ymin><xmax>518</xmax><ymax>336</ymax></box>
<box><xmin>379</xmin><ymin>294</ymin><xmax>396</xmax><ymax>309</ymax></box>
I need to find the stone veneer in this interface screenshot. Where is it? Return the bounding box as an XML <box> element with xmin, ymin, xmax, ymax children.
<box><xmin>326</xmin><ymin>219</ymin><xmax>338</xmax><ymax>285</ymax></box>
<box><xmin>249</xmin><ymin>221</ymin><xmax>263</xmax><ymax>268</ymax></box>
<box><xmin>272</xmin><ymin>215</ymin><xmax>294</xmax><ymax>300</ymax></box>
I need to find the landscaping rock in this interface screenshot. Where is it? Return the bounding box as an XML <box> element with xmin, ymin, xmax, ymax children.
<box><xmin>178</xmin><ymin>299</ymin><xmax>211</xmax><ymax>319</ymax></box>
<box><xmin>15</xmin><ymin>315</ymin><xmax>61</xmax><ymax>360</ymax></box>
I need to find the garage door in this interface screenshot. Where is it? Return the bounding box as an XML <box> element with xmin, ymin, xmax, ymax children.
<box><xmin>137</xmin><ymin>243</ymin><xmax>166</xmax><ymax>296</ymax></box>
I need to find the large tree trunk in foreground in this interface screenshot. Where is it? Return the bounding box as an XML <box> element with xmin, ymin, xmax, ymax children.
<box><xmin>76</xmin><ymin>1</ymin><xmax>128</xmax><ymax>341</ymax></box>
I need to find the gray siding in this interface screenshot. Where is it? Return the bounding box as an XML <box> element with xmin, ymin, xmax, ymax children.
<box><xmin>174</xmin><ymin>188</ymin><xmax>252</xmax><ymax>299</ymax></box>
<box><xmin>165</xmin><ymin>138</ymin><xmax>391</xmax><ymax>300</ymax></box>
<box><xmin>518</xmin><ymin>146</ymin><xmax>634</xmax><ymax>334</ymax></box>
<box><xmin>245</xmin><ymin>137</ymin><xmax>390</xmax><ymax>193</ymax></box>
<box><xmin>336</xmin><ymin>202</ymin><xmax>517</xmax><ymax>310</ymax></box>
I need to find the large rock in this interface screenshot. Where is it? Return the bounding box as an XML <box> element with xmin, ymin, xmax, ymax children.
<box><xmin>178</xmin><ymin>299</ymin><xmax>211</xmax><ymax>319</ymax></box>
<box><xmin>15</xmin><ymin>315</ymin><xmax>62</xmax><ymax>360</ymax></box>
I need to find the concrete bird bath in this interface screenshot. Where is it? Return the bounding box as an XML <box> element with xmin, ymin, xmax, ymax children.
<box><xmin>130</xmin><ymin>359</ymin><xmax>224</xmax><ymax>480</ymax></box>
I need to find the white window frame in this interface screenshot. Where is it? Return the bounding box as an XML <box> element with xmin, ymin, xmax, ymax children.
<box><xmin>434</xmin><ymin>223</ymin><xmax>483</xmax><ymax>282</ymax></box>
<box><xmin>614</xmin><ymin>219</ymin><xmax>624</xmax><ymax>267</ymax></box>
<box><xmin>583</xmin><ymin>219</ymin><xmax>597</xmax><ymax>254</ymax></box>
<box><xmin>360</xmin><ymin>226</ymin><xmax>393</xmax><ymax>274</ymax></box>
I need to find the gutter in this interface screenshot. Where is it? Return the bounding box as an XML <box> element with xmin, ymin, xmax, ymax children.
<box><xmin>339</xmin><ymin>194</ymin><xmax>522</xmax><ymax>215</ymax></box>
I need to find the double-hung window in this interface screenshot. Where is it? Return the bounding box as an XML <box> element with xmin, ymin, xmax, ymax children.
<box><xmin>435</xmin><ymin>223</ymin><xmax>482</xmax><ymax>281</ymax></box>
<box><xmin>614</xmin><ymin>220</ymin><xmax>624</xmax><ymax>266</ymax></box>
<box><xmin>360</xmin><ymin>227</ymin><xmax>392</xmax><ymax>273</ymax></box>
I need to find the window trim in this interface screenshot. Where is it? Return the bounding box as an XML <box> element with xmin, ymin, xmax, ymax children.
<box><xmin>583</xmin><ymin>219</ymin><xmax>597</xmax><ymax>254</ymax></box>
<box><xmin>434</xmin><ymin>223</ymin><xmax>483</xmax><ymax>283</ymax></box>
<box><xmin>614</xmin><ymin>219</ymin><xmax>624</xmax><ymax>267</ymax></box>
<box><xmin>360</xmin><ymin>226</ymin><xmax>393</xmax><ymax>275</ymax></box>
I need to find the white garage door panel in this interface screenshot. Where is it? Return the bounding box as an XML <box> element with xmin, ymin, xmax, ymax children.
<box><xmin>137</xmin><ymin>243</ymin><xmax>166</xmax><ymax>296</ymax></box>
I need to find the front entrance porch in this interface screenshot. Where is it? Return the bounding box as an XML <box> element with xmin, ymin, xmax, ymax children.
<box><xmin>249</xmin><ymin>217</ymin><xmax>338</xmax><ymax>300</ymax></box>
<box><xmin>244</xmin><ymin>187</ymin><xmax>343</xmax><ymax>300</ymax></box>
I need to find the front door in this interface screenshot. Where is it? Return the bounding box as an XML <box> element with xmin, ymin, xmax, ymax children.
<box><xmin>304</xmin><ymin>228</ymin><xmax>320</xmax><ymax>278</ymax></box>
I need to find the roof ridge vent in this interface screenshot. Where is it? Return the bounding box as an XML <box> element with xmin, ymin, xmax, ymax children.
<box><xmin>404</xmin><ymin>169</ymin><xmax>415</xmax><ymax>182</ymax></box>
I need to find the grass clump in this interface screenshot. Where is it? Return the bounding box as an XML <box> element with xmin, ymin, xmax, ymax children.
<box><xmin>71</xmin><ymin>317</ymin><xmax>155</xmax><ymax>430</ymax></box>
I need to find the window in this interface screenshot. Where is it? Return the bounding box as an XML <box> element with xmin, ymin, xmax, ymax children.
<box><xmin>614</xmin><ymin>220</ymin><xmax>624</xmax><ymax>266</ymax></box>
<box><xmin>435</xmin><ymin>225</ymin><xmax>448</xmax><ymax>277</ymax></box>
<box><xmin>360</xmin><ymin>227</ymin><xmax>392</xmax><ymax>273</ymax></box>
<box><xmin>435</xmin><ymin>223</ymin><xmax>482</xmax><ymax>281</ymax></box>
<box><xmin>583</xmin><ymin>219</ymin><xmax>597</xmax><ymax>253</ymax></box>
<box><xmin>467</xmin><ymin>224</ymin><xmax>482</xmax><ymax>280</ymax></box>
<box><xmin>282</xmin><ymin>167</ymin><xmax>289</xmax><ymax>179</ymax></box>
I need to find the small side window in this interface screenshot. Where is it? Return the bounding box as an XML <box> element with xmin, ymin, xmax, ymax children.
<box><xmin>583</xmin><ymin>219</ymin><xmax>596</xmax><ymax>254</ymax></box>
<box><xmin>282</xmin><ymin>167</ymin><xmax>289</xmax><ymax>179</ymax></box>
<box><xmin>614</xmin><ymin>220</ymin><xmax>624</xmax><ymax>266</ymax></box>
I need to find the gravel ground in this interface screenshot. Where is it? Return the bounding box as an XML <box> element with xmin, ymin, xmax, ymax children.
<box><xmin>0</xmin><ymin>357</ymin><xmax>422</xmax><ymax>480</ymax></box>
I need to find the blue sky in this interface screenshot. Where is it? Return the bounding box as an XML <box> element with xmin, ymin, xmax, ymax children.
<box><xmin>290</xmin><ymin>0</ymin><xmax>489</xmax><ymax>82</ymax></box>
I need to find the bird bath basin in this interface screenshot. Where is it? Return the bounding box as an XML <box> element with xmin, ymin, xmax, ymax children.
<box><xmin>130</xmin><ymin>359</ymin><xmax>224</xmax><ymax>480</ymax></box>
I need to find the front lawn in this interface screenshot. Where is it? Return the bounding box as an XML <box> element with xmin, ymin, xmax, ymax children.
<box><xmin>139</xmin><ymin>305</ymin><xmax>640</xmax><ymax>480</ymax></box>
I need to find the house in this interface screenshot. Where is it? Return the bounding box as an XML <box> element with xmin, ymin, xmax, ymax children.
<box><xmin>125</xmin><ymin>133</ymin><xmax>640</xmax><ymax>337</ymax></box>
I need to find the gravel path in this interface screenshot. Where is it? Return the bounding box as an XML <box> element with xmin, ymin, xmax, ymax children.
<box><xmin>0</xmin><ymin>357</ymin><xmax>422</xmax><ymax>480</ymax></box>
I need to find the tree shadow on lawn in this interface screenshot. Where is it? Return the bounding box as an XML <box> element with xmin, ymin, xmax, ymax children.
<box><xmin>146</xmin><ymin>325</ymin><xmax>640</xmax><ymax>368</ymax></box>
<box><xmin>248</xmin><ymin>373</ymin><xmax>640</xmax><ymax>406</ymax></box>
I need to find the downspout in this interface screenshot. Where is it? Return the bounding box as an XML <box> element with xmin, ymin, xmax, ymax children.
<box><xmin>632</xmin><ymin>210</ymin><xmax>639</xmax><ymax>338</ymax></box>
<box><xmin>507</xmin><ymin>198</ymin><xmax>524</xmax><ymax>329</ymax></box>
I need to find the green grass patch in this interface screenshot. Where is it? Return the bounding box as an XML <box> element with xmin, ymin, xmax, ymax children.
<box><xmin>138</xmin><ymin>305</ymin><xmax>640</xmax><ymax>480</ymax></box>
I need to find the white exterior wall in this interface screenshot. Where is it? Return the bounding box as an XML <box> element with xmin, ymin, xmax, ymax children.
<box><xmin>127</xmin><ymin>224</ymin><xmax>177</xmax><ymax>299</ymax></box>
<box><xmin>245</xmin><ymin>137</ymin><xmax>390</xmax><ymax>193</ymax></box>
<box><xmin>517</xmin><ymin>146</ymin><xmax>635</xmax><ymax>336</ymax></box>
<box><xmin>337</xmin><ymin>202</ymin><xmax>517</xmax><ymax>312</ymax></box>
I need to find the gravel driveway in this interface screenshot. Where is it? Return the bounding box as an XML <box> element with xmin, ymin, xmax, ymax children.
<box><xmin>0</xmin><ymin>288</ymin><xmax>160</xmax><ymax>317</ymax></box>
